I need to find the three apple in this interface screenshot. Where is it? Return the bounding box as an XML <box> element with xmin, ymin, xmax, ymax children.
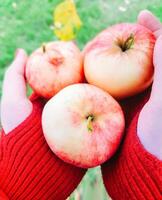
<box><xmin>26</xmin><ymin>23</ymin><xmax>155</xmax><ymax>168</ymax></box>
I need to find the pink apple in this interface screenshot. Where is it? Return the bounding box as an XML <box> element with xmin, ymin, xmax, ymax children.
<box><xmin>42</xmin><ymin>84</ymin><xmax>125</xmax><ymax>168</ymax></box>
<box><xmin>26</xmin><ymin>41</ymin><xmax>84</xmax><ymax>98</ymax></box>
<box><xmin>83</xmin><ymin>23</ymin><xmax>155</xmax><ymax>99</ymax></box>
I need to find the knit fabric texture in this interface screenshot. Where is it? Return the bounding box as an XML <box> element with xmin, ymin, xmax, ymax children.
<box><xmin>102</xmin><ymin>89</ymin><xmax>162</xmax><ymax>200</ymax></box>
<box><xmin>0</xmin><ymin>95</ymin><xmax>86</xmax><ymax>200</ymax></box>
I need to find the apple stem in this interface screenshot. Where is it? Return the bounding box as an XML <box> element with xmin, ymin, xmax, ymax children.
<box><xmin>42</xmin><ymin>43</ymin><xmax>46</xmax><ymax>53</ymax></box>
<box><xmin>124</xmin><ymin>34</ymin><xmax>134</xmax><ymax>51</ymax></box>
<box><xmin>122</xmin><ymin>34</ymin><xmax>134</xmax><ymax>51</ymax></box>
<box><xmin>87</xmin><ymin>115</ymin><xmax>94</xmax><ymax>132</ymax></box>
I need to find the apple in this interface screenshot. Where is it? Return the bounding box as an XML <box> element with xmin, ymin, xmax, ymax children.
<box><xmin>42</xmin><ymin>84</ymin><xmax>125</xmax><ymax>168</ymax></box>
<box><xmin>83</xmin><ymin>23</ymin><xmax>155</xmax><ymax>99</ymax></box>
<box><xmin>26</xmin><ymin>41</ymin><xmax>84</xmax><ymax>98</ymax></box>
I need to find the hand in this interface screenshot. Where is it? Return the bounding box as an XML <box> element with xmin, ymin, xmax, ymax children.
<box><xmin>1</xmin><ymin>49</ymin><xmax>32</xmax><ymax>133</ymax></box>
<box><xmin>0</xmin><ymin>49</ymin><xmax>86</xmax><ymax>200</ymax></box>
<box><xmin>101</xmin><ymin>10</ymin><xmax>162</xmax><ymax>200</ymax></box>
<box><xmin>137</xmin><ymin>10</ymin><xmax>162</xmax><ymax>159</ymax></box>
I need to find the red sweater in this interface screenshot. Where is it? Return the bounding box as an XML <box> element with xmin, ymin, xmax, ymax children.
<box><xmin>0</xmin><ymin>96</ymin><xmax>86</xmax><ymax>200</ymax></box>
<box><xmin>102</xmin><ymin>89</ymin><xmax>162</xmax><ymax>200</ymax></box>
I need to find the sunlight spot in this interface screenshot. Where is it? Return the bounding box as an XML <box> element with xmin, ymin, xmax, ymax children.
<box><xmin>49</xmin><ymin>25</ymin><xmax>54</xmax><ymax>30</ymax></box>
<box><xmin>118</xmin><ymin>6</ymin><xmax>127</xmax><ymax>12</ymax></box>
<box><xmin>12</xmin><ymin>2</ymin><xmax>17</xmax><ymax>9</ymax></box>
<box><xmin>125</xmin><ymin>0</ymin><xmax>130</xmax><ymax>4</ymax></box>
<box><xmin>54</xmin><ymin>21</ymin><xmax>63</xmax><ymax>29</ymax></box>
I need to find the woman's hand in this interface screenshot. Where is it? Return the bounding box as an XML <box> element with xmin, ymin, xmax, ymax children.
<box><xmin>137</xmin><ymin>10</ymin><xmax>162</xmax><ymax>160</ymax></box>
<box><xmin>101</xmin><ymin>10</ymin><xmax>162</xmax><ymax>200</ymax></box>
<box><xmin>0</xmin><ymin>49</ymin><xmax>86</xmax><ymax>200</ymax></box>
<box><xmin>1</xmin><ymin>49</ymin><xmax>32</xmax><ymax>133</ymax></box>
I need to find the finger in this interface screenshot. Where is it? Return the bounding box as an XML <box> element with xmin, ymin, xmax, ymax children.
<box><xmin>2</xmin><ymin>49</ymin><xmax>28</xmax><ymax>100</ymax></box>
<box><xmin>137</xmin><ymin>10</ymin><xmax>162</xmax><ymax>33</ymax></box>
<box><xmin>149</xmin><ymin>35</ymin><xmax>162</xmax><ymax>103</ymax></box>
<box><xmin>10</xmin><ymin>48</ymin><xmax>28</xmax><ymax>75</ymax></box>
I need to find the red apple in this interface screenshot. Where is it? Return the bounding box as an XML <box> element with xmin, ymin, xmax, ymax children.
<box><xmin>42</xmin><ymin>84</ymin><xmax>125</xmax><ymax>168</ymax></box>
<box><xmin>26</xmin><ymin>41</ymin><xmax>84</xmax><ymax>98</ymax></box>
<box><xmin>83</xmin><ymin>23</ymin><xmax>155</xmax><ymax>99</ymax></box>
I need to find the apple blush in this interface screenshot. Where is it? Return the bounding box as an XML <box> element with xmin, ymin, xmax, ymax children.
<box><xmin>26</xmin><ymin>41</ymin><xmax>84</xmax><ymax>98</ymax></box>
<box><xmin>83</xmin><ymin>23</ymin><xmax>156</xmax><ymax>99</ymax></box>
<box><xmin>42</xmin><ymin>84</ymin><xmax>125</xmax><ymax>168</ymax></box>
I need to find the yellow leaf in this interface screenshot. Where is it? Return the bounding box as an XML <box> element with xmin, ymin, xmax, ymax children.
<box><xmin>54</xmin><ymin>0</ymin><xmax>82</xmax><ymax>41</ymax></box>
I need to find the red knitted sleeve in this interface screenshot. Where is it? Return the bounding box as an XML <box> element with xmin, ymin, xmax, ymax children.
<box><xmin>102</xmin><ymin>91</ymin><xmax>162</xmax><ymax>200</ymax></box>
<box><xmin>0</xmin><ymin>96</ymin><xmax>86</xmax><ymax>200</ymax></box>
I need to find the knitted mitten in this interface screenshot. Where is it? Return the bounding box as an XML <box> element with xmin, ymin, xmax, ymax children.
<box><xmin>102</xmin><ymin>88</ymin><xmax>162</xmax><ymax>200</ymax></box>
<box><xmin>0</xmin><ymin>95</ymin><xmax>86</xmax><ymax>200</ymax></box>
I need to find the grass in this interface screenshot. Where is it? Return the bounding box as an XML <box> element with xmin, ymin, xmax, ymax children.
<box><xmin>0</xmin><ymin>0</ymin><xmax>162</xmax><ymax>199</ymax></box>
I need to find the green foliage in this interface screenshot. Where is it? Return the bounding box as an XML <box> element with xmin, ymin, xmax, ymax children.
<box><xmin>0</xmin><ymin>0</ymin><xmax>162</xmax><ymax>95</ymax></box>
<box><xmin>0</xmin><ymin>0</ymin><xmax>162</xmax><ymax>199</ymax></box>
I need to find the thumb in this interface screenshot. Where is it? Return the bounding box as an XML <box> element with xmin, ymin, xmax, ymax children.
<box><xmin>150</xmin><ymin>35</ymin><xmax>162</xmax><ymax>102</ymax></box>
<box><xmin>10</xmin><ymin>49</ymin><xmax>28</xmax><ymax>74</ymax></box>
<box><xmin>1</xmin><ymin>48</ymin><xmax>32</xmax><ymax>134</ymax></box>
<box><xmin>137</xmin><ymin>10</ymin><xmax>161</xmax><ymax>33</ymax></box>
<box><xmin>137</xmin><ymin>35</ymin><xmax>162</xmax><ymax>160</ymax></box>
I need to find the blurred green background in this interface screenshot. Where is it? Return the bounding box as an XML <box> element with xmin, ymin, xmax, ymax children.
<box><xmin>0</xmin><ymin>0</ymin><xmax>162</xmax><ymax>199</ymax></box>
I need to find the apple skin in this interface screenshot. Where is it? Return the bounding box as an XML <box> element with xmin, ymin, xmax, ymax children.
<box><xmin>42</xmin><ymin>84</ymin><xmax>125</xmax><ymax>168</ymax></box>
<box><xmin>26</xmin><ymin>41</ymin><xmax>84</xmax><ymax>98</ymax></box>
<box><xmin>83</xmin><ymin>23</ymin><xmax>156</xmax><ymax>99</ymax></box>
